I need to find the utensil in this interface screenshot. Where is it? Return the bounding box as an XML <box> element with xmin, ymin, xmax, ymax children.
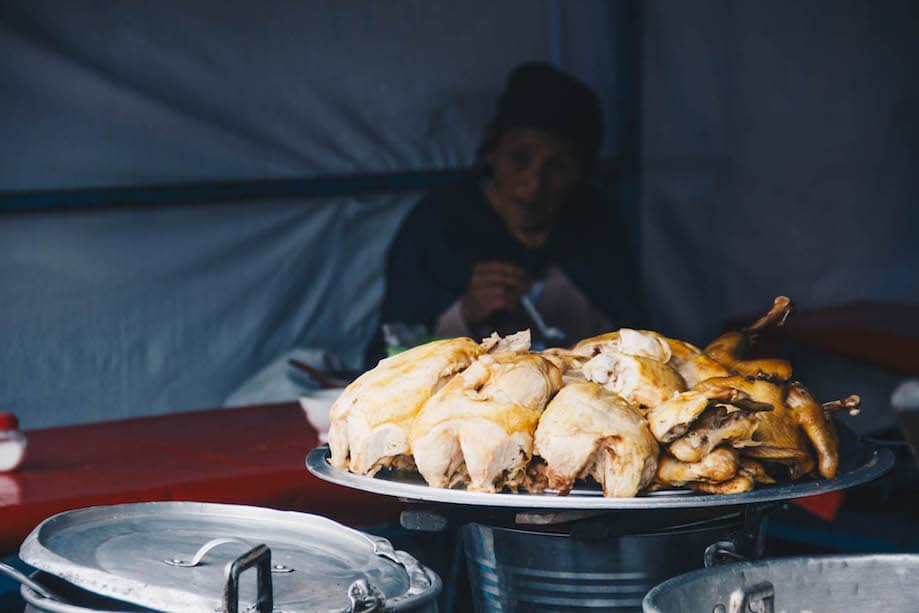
<box><xmin>520</xmin><ymin>295</ymin><xmax>566</xmax><ymax>342</ymax></box>
<box><xmin>287</xmin><ymin>358</ymin><xmax>349</xmax><ymax>389</ymax></box>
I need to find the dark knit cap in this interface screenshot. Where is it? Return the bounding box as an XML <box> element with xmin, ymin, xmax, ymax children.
<box><xmin>493</xmin><ymin>62</ymin><xmax>604</xmax><ymax>165</ymax></box>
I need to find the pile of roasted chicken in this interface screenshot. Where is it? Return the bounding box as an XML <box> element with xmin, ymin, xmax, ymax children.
<box><xmin>328</xmin><ymin>297</ymin><xmax>860</xmax><ymax>497</ymax></box>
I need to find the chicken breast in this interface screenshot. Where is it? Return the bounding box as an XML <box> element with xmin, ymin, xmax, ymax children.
<box><xmin>573</xmin><ymin>329</ymin><xmax>686</xmax><ymax>411</ymax></box>
<box><xmin>410</xmin><ymin>351</ymin><xmax>562</xmax><ymax>492</ymax></box>
<box><xmin>328</xmin><ymin>337</ymin><xmax>483</xmax><ymax>475</ymax></box>
<box><xmin>534</xmin><ymin>381</ymin><xmax>659</xmax><ymax>497</ymax></box>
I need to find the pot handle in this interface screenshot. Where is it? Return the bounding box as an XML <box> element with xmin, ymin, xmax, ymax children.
<box><xmin>223</xmin><ymin>544</ymin><xmax>273</xmax><ymax>613</ymax></box>
<box><xmin>704</xmin><ymin>540</ymin><xmax>746</xmax><ymax>568</ymax></box>
<box><xmin>0</xmin><ymin>561</ymin><xmax>59</xmax><ymax>602</ymax></box>
<box><xmin>348</xmin><ymin>578</ymin><xmax>386</xmax><ymax>612</ymax></box>
<box><xmin>728</xmin><ymin>581</ymin><xmax>775</xmax><ymax>613</ymax></box>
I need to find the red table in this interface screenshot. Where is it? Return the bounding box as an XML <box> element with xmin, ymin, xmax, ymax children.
<box><xmin>0</xmin><ymin>403</ymin><xmax>405</xmax><ymax>555</ymax></box>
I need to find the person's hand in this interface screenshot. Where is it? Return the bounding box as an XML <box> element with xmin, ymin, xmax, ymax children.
<box><xmin>460</xmin><ymin>261</ymin><xmax>529</xmax><ymax>326</ymax></box>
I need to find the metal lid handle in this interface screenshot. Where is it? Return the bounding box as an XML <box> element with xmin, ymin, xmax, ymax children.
<box><xmin>223</xmin><ymin>544</ymin><xmax>273</xmax><ymax>613</ymax></box>
<box><xmin>0</xmin><ymin>562</ymin><xmax>58</xmax><ymax>602</ymax></box>
<box><xmin>164</xmin><ymin>537</ymin><xmax>254</xmax><ymax>567</ymax></box>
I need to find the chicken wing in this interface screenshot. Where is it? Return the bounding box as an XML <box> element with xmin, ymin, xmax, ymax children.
<box><xmin>656</xmin><ymin>447</ymin><xmax>740</xmax><ymax>486</ymax></box>
<box><xmin>704</xmin><ymin>296</ymin><xmax>794</xmax><ymax>381</ymax></box>
<box><xmin>533</xmin><ymin>382</ymin><xmax>659</xmax><ymax>497</ymax></box>
<box><xmin>410</xmin><ymin>351</ymin><xmax>563</xmax><ymax>492</ymax></box>
<box><xmin>686</xmin><ymin>458</ymin><xmax>775</xmax><ymax>494</ymax></box>
<box><xmin>328</xmin><ymin>337</ymin><xmax>484</xmax><ymax>475</ymax></box>
<box><xmin>785</xmin><ymin>381</ymin><xmax>839</xmax><ymax>479</ymax></box>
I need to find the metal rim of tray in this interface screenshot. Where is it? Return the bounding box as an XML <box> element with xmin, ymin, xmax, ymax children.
<box><xmin>306</xmin><ymin>443</ymin><xmax>894</xmax><ymax>510</ymax></box>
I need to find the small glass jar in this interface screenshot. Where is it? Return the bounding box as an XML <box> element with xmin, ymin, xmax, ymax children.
<box><xmin>0</xmin><ymin>412</ymin><xmax>27</xmax><ymax>472</ymax></box>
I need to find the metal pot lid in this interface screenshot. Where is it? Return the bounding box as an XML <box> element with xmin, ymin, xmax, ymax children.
<box><xmin>19</xmin><ymin>502</ymin><xmax>440</xmax><ymax>612</ymax></box>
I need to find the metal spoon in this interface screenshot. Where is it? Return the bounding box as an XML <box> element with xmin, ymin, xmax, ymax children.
<box><xmin>520</xmin><ymin>295</ymin><xmax>567</xmax><ymax>342</ymax></box>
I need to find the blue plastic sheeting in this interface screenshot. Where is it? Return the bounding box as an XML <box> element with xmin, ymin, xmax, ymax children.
<box><xmin>640</xmin><ymin>0</ymin><xmax>919</xmax><ymax>343</ymax></box>
<box><xmin>1</xmin><ymin>194</ymin><xmax>413</xmax><ymax>427</ymax></box>
<box><xmin>0</xmin><ymin>1</ymin><xmax>624</xmax><ymax>191</ymax></box>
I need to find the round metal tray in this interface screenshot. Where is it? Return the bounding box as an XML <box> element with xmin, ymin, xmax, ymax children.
<box><xmin>306</xmin><ymin>438</ymin><xmax>894</xmax><ymax>510</ymax></box>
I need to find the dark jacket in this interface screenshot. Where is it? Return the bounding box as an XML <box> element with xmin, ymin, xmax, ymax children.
<box><xmin>366</xmin><ymin>175</ymin><xmax>643</xmax><ymax>365</ymax></box>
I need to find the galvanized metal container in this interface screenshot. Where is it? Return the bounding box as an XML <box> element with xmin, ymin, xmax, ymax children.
<box><xmin>463</xmin><ymin>509</ymin><xmax>764</xmax><ymax>612</ymax></box>
<box><xmin>5</xmin><ymin>502</ymin><xmax>441</xmax><ymax>612</ymax></box>
<box><xmin>642</xmin><ymin>554</ymin><xmax>919</xmax><ymax>613</ymax></box>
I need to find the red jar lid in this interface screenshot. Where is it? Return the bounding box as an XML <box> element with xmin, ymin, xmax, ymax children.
<box><xmin>0</xmin><ymin>412</ymin><xmax>19</xmax><ymax>431</ymax></box>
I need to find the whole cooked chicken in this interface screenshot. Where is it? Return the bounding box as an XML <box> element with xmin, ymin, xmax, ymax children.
<box><xmin>574</xmin><ymin>329</ymin><xmax>687</xmax><ymax>411</ymax></box>
<box><xmin>328</xmin><ymin>337</ymin><xmax>484</xmax><ymax>475</ymax></box>
<box><xmin>410</xmin><ymin>349</ymin><xmax>563</xmax><ymax>492</ymax></box>
<box><xmin>691</xmin><ymin>376</ymin><xmax>846</xmax><ymax>479</ymax></box>
<box><xmin>533</xmin><ymin>381</ymin><xmax>659</xmax><ymax>497</ymax></box>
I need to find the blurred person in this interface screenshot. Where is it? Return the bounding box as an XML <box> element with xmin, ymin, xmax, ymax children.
<box><xmin>367</xmin><ymin>62</ymin><xmax>642</xmax><ymax>365</ymax></box>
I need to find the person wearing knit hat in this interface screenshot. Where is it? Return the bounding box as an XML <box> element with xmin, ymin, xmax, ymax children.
<box><xmin>366</xmin><ymin>62</ymin><xmax>642</xmax><ymax>365</ymax></box>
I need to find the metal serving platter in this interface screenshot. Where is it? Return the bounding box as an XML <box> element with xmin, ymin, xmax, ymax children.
<box><xmin>306</xmin><ymin>439</ymin><xmax>894</xmax><ymax>510</ymax></box>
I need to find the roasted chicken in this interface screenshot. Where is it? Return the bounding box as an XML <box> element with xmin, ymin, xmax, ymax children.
<box><xmin>574</xmin><ymin>329</ymin><xmax>686</xmax><ymax>411</ymax></box>
<box><xmin>688</xmin><ymin>458</ymin><xmax>775</xmax><ymax>494</ymax></box>
<box><xmin>691</xmin><ymin>376</ymin><xmax>844</xmax><ymax>479</ymax></box>
<box><xmin>704</xmin><ymin>296</ymin><xmax>794</xmax><ymax>381</ymax></box>
<box><xmin>656</xmin><ymin>447</ymin><xmax>741</xmax><ymax>486</ymax></box>
<box><xmin>328</xmin><ymin>337</ymin><xmax>484</xmax><ymax>475</ymax></box>
<box><xmin>410</xmin><ymin>348</ymin><xmax>563</xmax><ymax>492</ymax></box>
<box><xmin>533</xmin><ymin>381</ymin><xmax>659</xmax><ymax>497</ymax></box>
<box><xmin>326</xmin><ymin>295</ymin><xmax>854</xmax><ymax>499</ymax></box>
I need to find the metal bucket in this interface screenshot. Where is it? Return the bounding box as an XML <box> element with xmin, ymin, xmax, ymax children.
<box><xmin>463</xmin><ymin>509</ymin><xmax>765</xmax><ymax>612</ymax></box>
<box><xmin>642</xmin><ymin>553</ymin><xmax>919</xmax><ymax>612</ymax></box>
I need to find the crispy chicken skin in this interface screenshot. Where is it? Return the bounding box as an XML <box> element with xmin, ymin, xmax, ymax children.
<box><xmin>534</xmin><ymin>382</ymin><xmax>659</xmax><ymax>497</ymax></box>
<box><xmin>410</xmin><ymin>350</ymin><xmax>563</xmax><ymax>492</ymax></box>
<box><xmin>328</xmin><ymin>337</ymin><xmax>483</xmax><ymax>475</ymax></box>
